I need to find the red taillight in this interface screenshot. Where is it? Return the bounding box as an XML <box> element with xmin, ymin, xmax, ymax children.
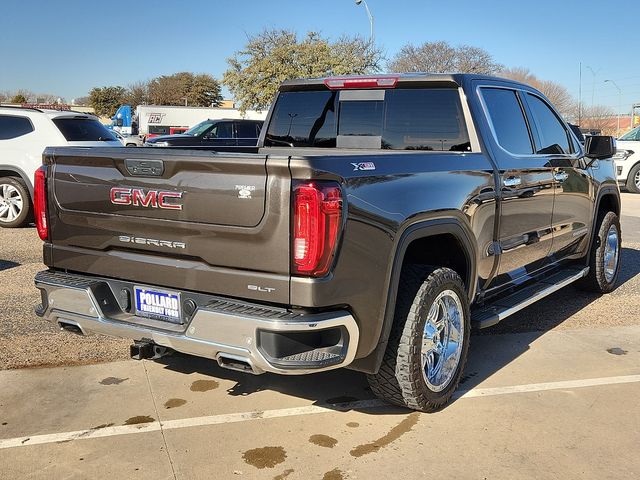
<box><xmin>293</xmin><ymin>182</ymin><xmax>343</xmax><ymax>277</ymax></box>
<box><xmin>34</xmin><ymin>166</ymin><xmax>48</xmax><ymax>241</ymax></box>
<box><xmin>323</xmin><ymin>76</ymin><xmax>399</xmax><ymax>90</ymax></box>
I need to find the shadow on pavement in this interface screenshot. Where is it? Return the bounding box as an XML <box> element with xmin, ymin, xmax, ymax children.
<box><xmin>154</xmin><ymin>245</ymin><xmax>640</xmax><ymax>414</ymax></box>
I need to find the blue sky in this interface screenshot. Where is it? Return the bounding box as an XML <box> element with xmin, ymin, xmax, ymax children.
<box><xmin>1</xmin><ymin>0</ymin><xmax>639</xmax><ymax>113</ymax></box>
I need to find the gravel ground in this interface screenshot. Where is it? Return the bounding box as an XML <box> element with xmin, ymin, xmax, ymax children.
<box><xmin>0</xmin><ymin>227</ymin><xmax>130</xmax><ymax>369</ymax></box>
<box><xmin>1</xmin><ymin>194</ymin><xmax>638</xmax><ymax>369</ymax></box>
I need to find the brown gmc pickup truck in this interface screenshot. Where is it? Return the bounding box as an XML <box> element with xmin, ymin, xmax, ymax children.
<box><xmin>34</xmin><ymin>74</ymin><xmax>621</xmax><ymax>411</ymax></box>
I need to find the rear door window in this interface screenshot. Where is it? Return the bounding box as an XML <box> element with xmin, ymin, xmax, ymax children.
<box><xmin>480</xmin><ymin>88</ymin><xmax>533</xmax><ymax>155</ymax></box>
<box><xmin>53</xmin><ymin>117</ymin><xmax>116</xmax><ymax>141</ymax></box>
<box><xmin>235</xmin><ymin>121</ymin><xmax>261</xmax><ymax>139</ymax></box>
<box><xmin>0</xmin><ymin>115</ymin><xmax>34</xmax><ymax>140</ymax></box>
<box><xmin>264</xmin><ymin>87</ymin><xmax>470</xmax><ymax>151</ymax></box>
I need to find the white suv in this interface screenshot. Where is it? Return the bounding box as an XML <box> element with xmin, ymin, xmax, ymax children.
<box><xmin>0</xmin><ymin>107</ymin><xmax>121</xmax><ymax>227</ymax></box>
<box><xmin>614</xmin><ymin>125</ymin><xmax>640</xmax><ymax>193</ymax></box>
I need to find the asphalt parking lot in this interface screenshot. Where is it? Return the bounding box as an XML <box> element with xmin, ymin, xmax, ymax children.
<box><xmin>0</xmin><ymin>193</ymin><xmax>639</xmax><ymax>479</ymax></box>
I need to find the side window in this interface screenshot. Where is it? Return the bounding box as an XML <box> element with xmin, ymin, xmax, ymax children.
<box><xmin>235</xmin><ymin>121</ymin><xmax>259</xmax><ymax>138</ymax></box>
<box><xmin>481</xmin><ymin>88</ymin><xmax>533</xmax><ymax>155</ymax></box>
<box><xmin>525</xmin><ymin>94</ymin><xmax>571</xmax><ymax>154</ymax></box>
<box><xmin>208</xmin><ymin>122</ymin><xmax>233</xmax><ymax>139</ymax></box>
<box><xmin>0</xmin><ymin>115</ymin><xmax>34</xmax><ymax>140</ymax></box>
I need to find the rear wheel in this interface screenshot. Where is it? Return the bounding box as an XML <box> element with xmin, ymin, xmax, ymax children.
<box><xmin>626</xmin><ymin>163</ymin><xmax>640</xmax><ymax>194</ymax></box>
<box><xmin>578</xmin><ymin>210</ymin><xmax>621</xmax><ymax>293</ymax></box>
<box><xmin>367</xmin><ymin>266</ymin><xmax>470</xmax><ymax>412</ymax></box>
<box><xmin>0</xmin><ymin>177</ymin><xmax>32</xmax><ymax>228</ymax></box>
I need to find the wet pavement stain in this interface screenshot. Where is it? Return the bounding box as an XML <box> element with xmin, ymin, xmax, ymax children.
<box><xmin>91</xmin><ymin>423</ymin><xmax>115</xmax><ymax>430</ymax></box>
<box><xmin>346</xmin><ymin>422</ymin><xmax>359</xmax><ymax>428</ymax></box>
<box><xmin>124</xmin><ymin>415</ymin><xmax>155</xmax><ymax>425</ymax></box>
<box><xmin>607</xmin><ymin>347</ymin><xmax>628</xmax><ymax>355</ymax></box>
<box><xmin>242</xmin><ymin>446</ymin><xmax>287</xmax><ymax>469</ymax></box>
<box><xmin>350</xmin><ymin>412</ymin><xmax>420</xmax><ymax>458</ymax></box>
<box><xmin>325</xmin><ymin>395</ymin><xmax>359</xmax><ymax>404</ymax></box>
<box><xmin>99</xmin><ymin>377</ymin><xmax>128</xmax><ymax>386</ymax></box>
<box><xmin>273</xmin><ymin>468</ymin><xmax>294</xmax><ymax>480</ymax></box>
<box><xmin>323</xmin><ymin>468</ymin><xmax>344</xmax><ymax>480</ymax></box>
<box><xmin>309</xmin><ymin>434</ymin><xmax>338</xmax><ymax>448</ymax></box>
<box><xmin>164</xmin><ymin>398</ymin><xmax>187</xmax><ymax>409</ymax></box>
<box><xmin>190</xmin><ymin>379</ymin><xmax>219</xmax><ymax>392</ymax></box>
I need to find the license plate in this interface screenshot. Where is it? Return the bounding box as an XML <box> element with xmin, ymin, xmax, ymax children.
<box><xmin>134</xmin><ymin>286</ymin><xmax>182</xmax><ymax>324</ymax></box>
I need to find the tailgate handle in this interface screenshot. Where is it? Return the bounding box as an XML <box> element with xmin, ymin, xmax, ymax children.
<box><xmin>125</xmin><ymin>159</ymin><xmax>164</xmax><ymax>177</ymax></box>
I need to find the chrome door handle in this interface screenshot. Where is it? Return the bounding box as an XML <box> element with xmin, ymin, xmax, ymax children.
<box><xmin>503</xmin><ymin>176</ymin><xmax>522</xmax><ymax>187</ymax></box>
<box><xmin>554</xmin><ymin>171</ymin><xmax>569</xmax><ymax>183</ymax></box>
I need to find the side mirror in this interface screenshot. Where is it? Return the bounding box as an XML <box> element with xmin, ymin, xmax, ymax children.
<box><xmin>585</xmin><ymin>135</ymin><xmax>616</xmax><ymax>160</ymax></box>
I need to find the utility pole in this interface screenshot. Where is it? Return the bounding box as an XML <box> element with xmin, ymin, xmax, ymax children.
<box><xmin>604</xmin><ymin>79</ymin><xmax>622</xmax><ymax>137</ymax></box>
<box><xmin>355</xmin><ymin>0</ymin><xmax>374</xmax><ymax>44</ymax></box>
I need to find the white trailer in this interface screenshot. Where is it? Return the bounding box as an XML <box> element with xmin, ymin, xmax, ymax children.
<box><xmin>136</xmin><ymin>105</ymin><xmax>267</xmax><ymax>137</ymax></box>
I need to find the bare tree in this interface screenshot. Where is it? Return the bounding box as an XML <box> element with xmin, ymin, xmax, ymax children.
<box><xmin>581</xmin><ymin>104</ymin><xmax>615</xmax><ymax>134</ymax></box>
<box><xmin>389</xmin><ymin>41</ymin><xmax>502</xmax><ymax>75</ymax></box>
<box><xmin>456</xmin><ymin>45</ymin><xmax>503</xmax><ymax>74</ymax></box>
<box><xmin>389</xmin><ymin>41</ymin><xmax>457</xmax><ymax>73</ymax></box>
<box><xmin>500</xmin><ymin>67</ymin><xmax>575</xmax><ymax>118</ymax></box>
<box><xmin>125</xmin><ymin>81</ymin><xmax>150</xmax><ymax>106</ymax></box>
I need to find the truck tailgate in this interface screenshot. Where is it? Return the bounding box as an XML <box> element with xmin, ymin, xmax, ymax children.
<box><xmin>43</xmin><ymin>147</ymin><xmax>291</xmax><ymax>304</ymax></box>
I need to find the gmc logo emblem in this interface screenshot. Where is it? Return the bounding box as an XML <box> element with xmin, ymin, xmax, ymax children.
<box><xmin>110</xmin><ymin>188</ymin><xmax>183</xmax><ymax>210</ymax></box>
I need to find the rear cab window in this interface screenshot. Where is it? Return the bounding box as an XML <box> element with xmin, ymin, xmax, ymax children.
<box><xmin>52</xmin><ymin>117</ymin><xmax>117</xmax><ymax>141</ymax></box>
<box><xmin>0</xmin><ymin>115</ymin><xmax>34</xmax><ymax>140</ymax></box>
<box><xmin>264</xmin><ymin>87</ymin><xmax>470</xmax><ymax>151</ymax></box>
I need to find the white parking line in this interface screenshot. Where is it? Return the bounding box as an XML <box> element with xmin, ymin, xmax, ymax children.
<box><xmin>1</xmin><ymin>374</ymin><xmax>639</xmax><ymax>450</ymax></box>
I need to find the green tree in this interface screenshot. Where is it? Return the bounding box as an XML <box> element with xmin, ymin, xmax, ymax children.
<box><xmin>89</xmin><ymin>86</ymin><xmax>126</xmax><ymax>117</ymax></box>
<box><xmin>148</xmin><ymin>72</ymin><xmax>222</xmax><ymax>107</ymax></box>
<box><xmin>223</xmin><ymin>29</ymin><xmax>383</xmax><ymax>112</ymax></box>
<box><xmin>389</xmin><ymin>41</ymin><xmax>502</xmax><ymax>75</ymax></box>
<box><xmin>11</xmin><ymin>94</ymin><xmax>28</xmax><ymax>104</ymax></box>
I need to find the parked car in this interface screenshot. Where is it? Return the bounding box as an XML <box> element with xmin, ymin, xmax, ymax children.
<box><xmin>144</xmin><ymin>119</ymin><xmax>263</xmax><ymax>148</ymax></box>
<box><xmin>613</xmin><ymin>125</ymin><xmax>640</xmax><ymax>193</ymax></box>
<box><xmin>34</xmin><ymin>74</ymin><xmax>620</xmax><ymax>412</ymax></box>
<box><xmin>0</xmin><ymin>106</ymin><xmax>121</xmax><ymax>227</ymax></box>
<box><xmin>111</xmin><ymin>130</ymin><xmax>145</xmax><ymax>147</ymax></box>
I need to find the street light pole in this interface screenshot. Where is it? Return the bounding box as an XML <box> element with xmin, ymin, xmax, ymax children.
<box><xmin>585</xmin><ymin>65</ymin><xmax>600</xmax><ymax>108</ymax></box>
<box><xmin>604</xmin><ymin>79</ymin><xmax>622</xmax><ymax>137</ymax></box>
<box><xmin>355</xmin><ymin>0</ymin><xmax>374</xmax><ymax>44</ymax></box>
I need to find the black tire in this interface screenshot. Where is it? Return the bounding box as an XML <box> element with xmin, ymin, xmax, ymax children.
<box><xmin>0</xmin><ymin>176</ymin><xmax>32</xmax><ymax>228</ymax></box>
<box><xmin>367</xmin><ymin>265</ymin><xmax>470</xmax><ymax>412</ymax></box>
<box><xmin>578</xmin><ymin>211</ymin><xmax>621</xmax><ymax>293</ymax></box>
<box><xmin>626</xmin><ymin>163</ymin><xmax>640</xmax><ymax>194</ymax></box>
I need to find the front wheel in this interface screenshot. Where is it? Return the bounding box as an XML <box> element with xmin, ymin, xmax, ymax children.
<box><xmin>0</xmin><ymin>177</ymin><xmax>32</xmax><ymax>228</ymax></box>
<box><xmin>578</xmin><ymin>211</ymin><xmax>621</xmax><ymax>293</ymax></box>
<box><xmin>367</xmin><ymin>266</ymin><xmax>470</xmax><ymax>412</ymax></box>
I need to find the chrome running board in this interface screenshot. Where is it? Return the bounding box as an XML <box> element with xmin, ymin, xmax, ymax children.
<box><xmin>472</xmin><ymin>267</ymin><xmax>589</xmax><ymax>329</ymax></box>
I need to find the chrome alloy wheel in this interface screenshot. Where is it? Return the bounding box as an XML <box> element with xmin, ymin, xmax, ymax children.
<box><xmin>635</xmin><ymin>169</ymin><xmax>640</xmax><ymax>191</ymax></box>
<box><xmin>0</xmin><ymin>184</ymin><xmax>23</xmax><ymax>223</ymax></box>
<box><xmin>603</xmin><ymin>224</ymin><xmax>620</xmax><ymax>283</ymax></box>
<box><xmin>421</xmin><ymin>289</ymin><xmax>465</xmax><ymax>392</ymax></box>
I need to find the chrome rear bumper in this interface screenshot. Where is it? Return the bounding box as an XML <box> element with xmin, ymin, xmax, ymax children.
<box><xmin>34</xmin><ymin>270</ymin><xmax>359</xmax><ymax>375</ymax></box>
